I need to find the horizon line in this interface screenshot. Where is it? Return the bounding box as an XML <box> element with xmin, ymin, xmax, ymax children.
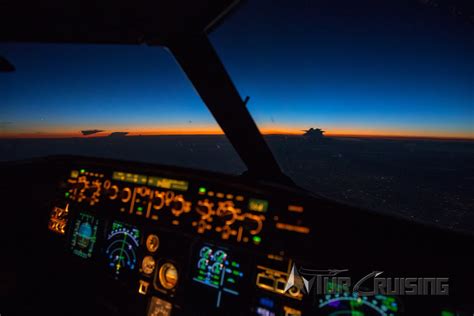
<box><xmin>1</xmin><ymin>132</ymin><xmax>473</xmax><ymax>141</ymax></box>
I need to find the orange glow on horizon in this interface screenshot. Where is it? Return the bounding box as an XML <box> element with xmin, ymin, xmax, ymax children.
<box><xmin>0</xmin><ymin>127</ymin><xmax>472</xmax><ymax>140</ymax></box>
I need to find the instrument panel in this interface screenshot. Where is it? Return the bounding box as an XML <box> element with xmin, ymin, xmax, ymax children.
<box><xmin>46</xmin><ymin>164</ymin><xmax>404</xmax><ymax>316</ymax></box>
<box><xmin>41</xmin><ymin>161</ymin><xmax>471</xmax><ymax>316</ymax></box>
<box><xmin>58</xmin><ymin>168</ymin><xmax>308</xmax><ymax>249</ymax></box>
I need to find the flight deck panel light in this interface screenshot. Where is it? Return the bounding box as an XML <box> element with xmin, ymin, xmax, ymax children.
<box><xmin>283</xmin><ymin>306</ymin><xmax>302</xmax><ymax>316</ymax></box>
<box><xmin>249</xmin><ymin>199</ymin><xmax>268</xmax><ymax>213</ymax></box>
<box><xmin>112</xmin><ymin>171</ymin><xmax>147</xmax><ymax>184</ymax></box>
<box><xmin>48</xmin><ymin>204</ymin><xmax>69</xmax><ymax>235</ymax></box>
<box><xmin>146</xmin><ymin>234</ymin><xmax>160</xmax><ymax>253</ymax></box>
<box><xmin>125</xmin><ymin>173</ymin><xmax>147</xmax><ymax>184</ymax></box>
<box><xmin>111</xmin><ymin>170</ymin><xmax>188</xmax><ymax>191</ymax></box>
<box><xmin>275</xmin><ymin>223</ymin><xmax>310</xmax><ymax>234</ymax></box>
<box><xmin>112</xmin><ymin>171</ymin><xmax>126</xmax><ymax>181</ymax></box>
<box><xmin>147</xmin><ymin>297</ymin><xmax>172</xmax><ymax>316</ymax></box>
<box><xmin>148</xmin><ymin>176</ymin><xmax>189</xmax><ymax>191</ymax></box>
<box><xmin>287</xmin><ymin>205</ymin><xmax>304</xmax><ymax>213</ymax></box>
<box><xmin>138</xmin><ymin>280</ymin><xmax>150</xmax><ymax>295</ymax></box>
<box><xmin>141</xmin><ymin>256</ymin><xmax>156</xmax><ymax>275</ymax></box>
<box><xmin>252</xmin><ymin>235</ymin><xmax>262</xmax><ymax>244</ymax></box>
<box><xmin>158</xmin><ymin>262</ymin><xmax>179</xmax><ymax>290</ymax></box>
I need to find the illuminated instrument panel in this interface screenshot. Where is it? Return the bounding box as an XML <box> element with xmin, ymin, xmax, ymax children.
<box><xmin>47</xmin><ymin>165</ymin><xmax>399</xmax><ymax>316</ymax></box>
<box><xmin>62</xmin><ymin>168</ymin><xmax>308</xmax><ymax>248</ymax></box>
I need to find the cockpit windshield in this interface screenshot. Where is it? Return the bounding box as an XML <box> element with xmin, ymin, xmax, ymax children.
<box><xmin>209</xmin><ymin>0</ymin><xmax>474</xmax><ymax>231</ymax></box>
<box><xmin>211</xmin><ymin>1</ymin><xmax>473</xmax><ymax>138</ymax></box>
<box><xmin>0</xmin><ymin>44</ymin><xmax>246</xmax><ymax>174</ymax></box>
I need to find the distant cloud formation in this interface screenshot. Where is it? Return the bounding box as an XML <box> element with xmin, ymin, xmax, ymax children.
<box><xmin>81</xmin><ymin>129</ymin><xmax>104</xmax><ymax>136</ymax></box>
<box><xmin>80</xmin><ymin>130</ymin><xmax>129</xmax><ymax>137</ymax></box>
<box><xmin>108</xmin><ymin>132</ymin><xmax>128</xmax><ymax>137</ymax></box>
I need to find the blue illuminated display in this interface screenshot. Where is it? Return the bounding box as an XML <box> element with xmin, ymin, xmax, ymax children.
<box><xmin>259</xmin><ymin>297</ymin><xmax>275</xmax><ymax>309</ymax></box>
<box><xmin>69</xmin><ymin>212</ymin><xmax>98</xmax><ymax>259</ymax></box>
<box><xmin>192</xmin><ymin>245</ymin><xmax>244</xmax><ymax>308</ymax></box>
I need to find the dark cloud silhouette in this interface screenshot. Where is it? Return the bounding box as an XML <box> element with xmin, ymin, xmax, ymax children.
<box><xmin>81</xmin><ymin>129</ymin><xmax>104</xmax><ymax>136</ymax></box>
<box><xmin>108</xmin><ymin>132</ymin><xmax>128</xmax><ymax>137</ymax></box>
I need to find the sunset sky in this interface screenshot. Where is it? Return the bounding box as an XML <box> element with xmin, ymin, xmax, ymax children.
<box><xmin>1</xmin><ymin>0</ymin><xmax>473</xmax><ymax>139</ymax></box>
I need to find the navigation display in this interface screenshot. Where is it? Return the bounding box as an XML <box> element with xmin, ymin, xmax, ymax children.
<box><xmin>69</xmin><ymin>212</ymin><xmax>99</xmax><ymax>259</ymax></box>
<box><xmin>105</xmin><ymin>221</ymin><xmax>141</xmax><ymax>277</ymax></box>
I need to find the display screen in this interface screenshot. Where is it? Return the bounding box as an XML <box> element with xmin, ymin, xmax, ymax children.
<box><xmin>147</xmin><ymin>296</ymin><xmax>172</xmax><ymax>316</ymax></box>
<box><xmin>318</xmin><ymin>292</ymin><xmax>399</xmax><ymax>315</ymax></box>
<box><xmin>192</xmin><ymin>244</ymin><xmax>244</xmax><ymax>308</ymax></box>
<box><xmin>69</xmin><ymin>212</ymin><xmax>99</xmax><ymax>258</ymax></box>
<box><xmin>105</xmin><ymin>221</ymin><xmax>141</xmax><ymax>277</ymax></box>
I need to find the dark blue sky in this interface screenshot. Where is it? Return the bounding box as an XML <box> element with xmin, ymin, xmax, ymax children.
<box><xmin>1</xmin><ymin>0</ymin><xmax>473</xmax><ymax>138</ymax></box>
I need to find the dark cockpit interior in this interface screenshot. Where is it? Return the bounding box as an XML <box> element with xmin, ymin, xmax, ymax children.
<box><xmin>1</xmin><ymin>1</ymin><xmax>474</xmax><ymax>315</ymax></box>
